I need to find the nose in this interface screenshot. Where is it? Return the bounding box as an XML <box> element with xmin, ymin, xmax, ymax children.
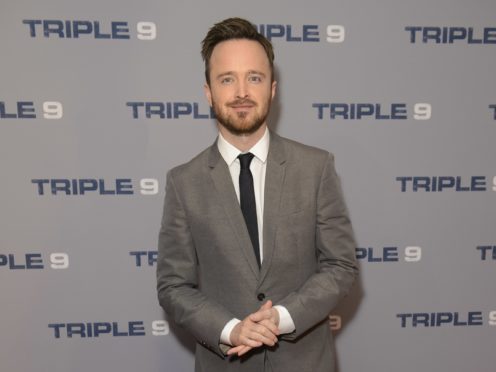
<box><xmin>236</xmin><ymin>80</ymin><xmax>248</xmax><ymax>99</ymax></box>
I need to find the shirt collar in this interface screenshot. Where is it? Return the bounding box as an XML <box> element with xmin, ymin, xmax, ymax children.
<box><xmin>217</xmin><ymin>127</ymin><xmax>270</xmax><ymax>166</ymax></box>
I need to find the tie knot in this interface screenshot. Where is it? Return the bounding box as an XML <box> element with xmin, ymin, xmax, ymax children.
<box><xmin>238</xmin><ymin>152</ymin><xmax>255</xmax><ymax>170</ymax></box>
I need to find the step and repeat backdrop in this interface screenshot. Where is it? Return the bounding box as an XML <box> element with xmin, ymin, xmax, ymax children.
<box><xmin>1</xmin><ymin>0</ymin><xmax>494</xmax><ymax>371</ymax></box>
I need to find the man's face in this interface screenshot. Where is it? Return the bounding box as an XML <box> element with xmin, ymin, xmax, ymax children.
<box><xmin>204</xmin><ymin>39</ymin><xmax>276</xmax><ymax>136</ymax></box>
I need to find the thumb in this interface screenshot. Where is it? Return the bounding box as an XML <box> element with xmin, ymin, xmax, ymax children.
<box><xmin>259</xmin><ymin>300</ymin><xmax>273</xmax><ymax>311</ymax></box>
<box><xmin>249</xmin><ymin>300</ymin><xmax>274</xmax><ymax>322</ymax></box>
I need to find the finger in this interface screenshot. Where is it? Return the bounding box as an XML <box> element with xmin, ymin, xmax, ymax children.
<box><xmin>236</xmin><ymin>324</ymin><xmax>276</xmax><ymax>347</ymax></box>
<box><xmin>232</xmin><ymin>320</ymin><xmax>273</xmax><ymax>348</ymax></box>
<box><xmin>239</xmin><ymin>326</ymin><xmax>267</xmax><ymax>347</ymax></box>
<box><xmin>249</xmin><ymin>300</ymin><xmax>273</xmax><ymax>323</ymax></box>
<box><xmin>257</xmin><ymin>319</ymin><xmax>280</xmax><ymax>336</ymax></box>
<box><xmin>244</xmin><ymin>324</ymin><xmax>277</xmax><ymax>345</ymax></box>
<box><xmin>237</xmin><ymin>345</ymin><xmax>253</xmax><ymax>356</ymax></box>
<box><xmin>231</xmin><ymin>312</ymin><xmax>278</xmax><ymax>348</ymax></box>
<box><xmin>241</xmin><ymin>333</ymin><xmax>274</xmax><ymax>347</ymax></box>
<box><xmin>241</xmin><ymin>338</ymin><xmax>263</xmax><ymax>348</ymax></box>
<box><xmin>249</xmin><ymin>308</ymin><xmax>275</xmax><ymax>323</ymax></box>
<box><xmin>259</xmin><ymin>300</ymin><xmax>273</xmax><ymax>311</ymax></box>
<box><xmin>227</xmin><ymin>345</ymin><xmax>249</xmax><ymax>356</ymax></box>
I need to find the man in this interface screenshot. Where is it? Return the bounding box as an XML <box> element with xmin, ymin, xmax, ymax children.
<box><xmin>157</xmin><ymin>17</ymin><xmax>358</xmax><ymax>372</ymax></box>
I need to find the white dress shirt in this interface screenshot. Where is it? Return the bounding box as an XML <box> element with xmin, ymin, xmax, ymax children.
<box><xmin>217</xmin><ymin>128</ymin><xmax>295</xmax><ymax>346</ymax></box>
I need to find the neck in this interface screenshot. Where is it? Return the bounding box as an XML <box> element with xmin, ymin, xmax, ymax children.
<box><xmin>218</xmin><ymin>124</ymin><xmax>267</xmax><ymax>152</ymax></box>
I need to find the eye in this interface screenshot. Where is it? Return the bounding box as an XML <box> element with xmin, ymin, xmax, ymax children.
<box><xmin>248</xmin><ymin>75</ymin><xmax>263</xmax><ymax>83</ymax></box>
<box><xmin>220</xmin><ymin>76</ymin><xmax>234</xmax><ymax>84</ymax></box>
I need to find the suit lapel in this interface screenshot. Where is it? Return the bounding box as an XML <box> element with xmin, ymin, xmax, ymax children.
<box><xmin>259</xmin><ymin>133</ymin><xmax>287</xmax><ymax>284</ymax></box>
<box><xmin>208</xmin><ymin>142</ymin><xmax>260</xmax><ymax>278</ymax></box>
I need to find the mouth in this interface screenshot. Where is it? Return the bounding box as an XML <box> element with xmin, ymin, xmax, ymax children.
<box><xmin>229</xmin><ymin>105</ymin><xmax>254</xmax><ymax>117</ymax></box>
<box><xmin>228</xmin><ymin>100</ymin><xmax>256</xmax><ymax>110</ymax></box>
<box><xmin>231</xmin><ymin>105</ymin><xmax>254</xmax><ymax>110</ymax></box>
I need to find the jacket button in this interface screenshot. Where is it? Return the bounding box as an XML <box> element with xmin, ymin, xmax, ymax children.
<box><xmin>257</xmin><ymin>293</ymin><xmax>265</xmax><ymax>301</ymax></box>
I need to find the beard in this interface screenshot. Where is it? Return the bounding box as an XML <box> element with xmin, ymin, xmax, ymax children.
<box><xmin>212</xmin><ymin>96</ymin><xmax>271</xmax><ymax>136</ymax></box>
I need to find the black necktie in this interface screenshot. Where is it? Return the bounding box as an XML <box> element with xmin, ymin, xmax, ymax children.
<box><xmin>238</xmin><ymin>153</ymin><xmax>261</xmax><ymax>267</ymax></box>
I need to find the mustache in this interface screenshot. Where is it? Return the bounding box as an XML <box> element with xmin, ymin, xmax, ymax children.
<box><xmin>227</xmin><ymin>99</ymin><xmax>257</xmax><ymax>107</ymax></box>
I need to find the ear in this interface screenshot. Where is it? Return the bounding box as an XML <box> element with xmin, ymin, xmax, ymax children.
<box><xmin>271</xmin><ymin>80</ymin><xmax>277</xmax><ymax>100</ymax></box>
<box><xmin>204</xmin><ymin>83</ymin><xmax>213</xmax><ymax>107</ymax></box>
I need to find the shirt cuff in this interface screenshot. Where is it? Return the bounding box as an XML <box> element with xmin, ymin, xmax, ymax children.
<box><xmin>220</xmin><ymin>318</ymin><xmax>241</xmax><ymax>346</ymax></box>
<box><xmin>274</xmin><ymin>305</ymin><xmax>296</xmax><ymax>334</ymax></box>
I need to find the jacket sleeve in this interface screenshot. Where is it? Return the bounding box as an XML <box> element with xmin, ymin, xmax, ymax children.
<box><xmin>156</xmin><ymin>169</ymin><xmax>234</xmax><ymax>357</ymax></box>
<box><xmin>278</xmin><ymin>154</ymin><xmax>359</xmax><ymax>340</ymax></box>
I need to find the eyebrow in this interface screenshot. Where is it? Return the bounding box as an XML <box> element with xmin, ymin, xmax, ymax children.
<box><xmin>215</xmin><ymin>70</ymin><xmax>266</xmax><ymax>80</ymax></box>
<box><xmin>215</xmin><ymin>72</ymin><xmax>234</xmax><ymax>80</ymax></box>
<box><xmin>247</xmin><ymin>70</ymin><xmax>266</xmax><ymax>77</ymax></box>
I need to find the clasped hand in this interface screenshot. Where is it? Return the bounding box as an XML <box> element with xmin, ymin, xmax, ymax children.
<box><xmin>228</xmin><ymin>300</ymin><xmax>280</xmax><ymax>357</ymax></box>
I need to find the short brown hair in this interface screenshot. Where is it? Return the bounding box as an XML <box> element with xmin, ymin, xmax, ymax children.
<box><xmin>201</xmin><ymin>17</ymin><xmax>275</xmax><ymax>84</ymax></box>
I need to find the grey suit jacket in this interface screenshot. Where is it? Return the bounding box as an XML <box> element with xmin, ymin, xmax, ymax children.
<box><xmin>157</xmin><ymin>132</ymin><xmax>358</xmax><ymax>372</ymax></box>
